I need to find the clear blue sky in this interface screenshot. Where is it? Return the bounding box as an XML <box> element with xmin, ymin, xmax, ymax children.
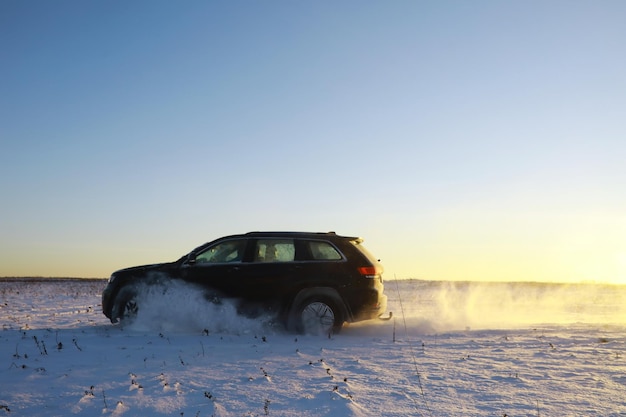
<box><xmin>1</xmin><ymin>1</ymin><xmax>625</xmax><ymax>282</ymax></box>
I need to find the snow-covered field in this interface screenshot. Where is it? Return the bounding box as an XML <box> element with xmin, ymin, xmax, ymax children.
<box><xmin>1</xmin><ymin>278</ymin><xmax>625</xmax><ymax>416</ymax></box>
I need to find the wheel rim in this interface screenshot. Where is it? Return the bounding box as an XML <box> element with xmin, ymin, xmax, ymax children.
<box><xmin>123</xmin><ymin>299</ymin><xmax>138</xmax><ymax>318</ymax></box>
<box><xmin>301</xmin><ymin>301</ymin><xmax>335</xmax><ymax>334</ymax></box>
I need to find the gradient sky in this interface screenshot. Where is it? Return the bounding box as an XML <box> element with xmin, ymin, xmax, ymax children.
<box><xmin>1</xmin><ymin>1</ymin><xmax>625</xmax><ymax>283</ymax></box>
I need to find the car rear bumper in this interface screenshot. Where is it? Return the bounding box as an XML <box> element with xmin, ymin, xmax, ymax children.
<box><xmin>351</xmin><ymin>292</ymin><xmax>388</xmax><ymax>322</ymax></box>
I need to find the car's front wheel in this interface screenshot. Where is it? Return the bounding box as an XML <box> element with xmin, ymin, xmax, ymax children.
<box><xmin>290</xmin><ymin>293</ymin><xmax>345</xmax><ymax>335</ymax></box>
<box><xmin>113</xmin><ymin>287</ymin><xmax>139</xmax><ymax>324</ymax></box>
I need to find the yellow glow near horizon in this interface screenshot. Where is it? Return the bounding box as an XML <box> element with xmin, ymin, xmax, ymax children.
<box><xmin>2</xmin><ymin>209</ymin><xmax>625</xmax><ymax>284</ymax></box>
<box><xmin>388</xmin><ymin>249</ymin><xmax>626</xmax><ymax>285</ymax></box>
<box><xmin>379</xmin><ymin>206</ymin><xmax>626</xmax><ymax>285</ymax></box>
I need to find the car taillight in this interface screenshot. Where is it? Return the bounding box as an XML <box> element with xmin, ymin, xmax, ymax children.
<box><xmin>358</xmin><ymin>266</ymin><xmax>381</xmax><ymax>278</ymax></box>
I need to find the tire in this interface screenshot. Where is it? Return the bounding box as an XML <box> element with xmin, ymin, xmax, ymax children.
<box><xmin>290</xmin><ymin>293</ymin><xmax>345</xmax><ymax>335</ymax></box>
<box><xmin>113</xmin><ymin>287</ymin><xmax>139</xmax><ymax>324</ymax></box>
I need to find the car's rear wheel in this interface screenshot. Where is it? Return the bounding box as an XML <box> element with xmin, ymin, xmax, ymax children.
<box><xmin>290</xmin><ymin>294</ymin><xmax>345</xmax><ymax>335</ymax></box>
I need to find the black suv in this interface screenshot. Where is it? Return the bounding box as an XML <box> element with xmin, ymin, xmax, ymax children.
<box><xmin>102</xmin><ymin>231</ymin><xmax>388</xmax><ymax>334</ymax></box>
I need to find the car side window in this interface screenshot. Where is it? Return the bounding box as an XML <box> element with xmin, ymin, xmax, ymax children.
<box><xmin>255</xmin><ymin>239</ymin><xmax>295</xmax><ymax>262</ymax></box>
<box><xmin>308</xmin><ymin>240</ymin><xmax>343</xmax><ymax>260</ymax></box>
<box><xmin>196</xmin><ymin>239</ymin><xmax>246</xmax><ymax>263</ymax></box>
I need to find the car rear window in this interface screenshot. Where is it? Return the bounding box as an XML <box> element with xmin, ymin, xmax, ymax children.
<box><xmin>307</xmin><ymin>240</ymin><xmax>343</xmax><ymax>260</ymax></box>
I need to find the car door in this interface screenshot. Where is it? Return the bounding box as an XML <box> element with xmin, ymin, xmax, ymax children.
<box><xmin>233</xmin><ymin>238</ymin><xmax>299</xmax><ymax>302</ymax></box>
<box><xmin>181</xmin><ymin>238</ymin><xmax>249</xmax><ymax>296</ymax></box>
<box><xmin>296</xmin><ymin>239</ymin><xmax>349</xmax><ymax>287</ymax></box>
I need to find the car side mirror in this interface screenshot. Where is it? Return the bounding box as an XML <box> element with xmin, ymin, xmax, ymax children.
<box><xmin>187</xmin><ymin>253</ymin><xmax>197</xmax><ymax>265</ymax></box>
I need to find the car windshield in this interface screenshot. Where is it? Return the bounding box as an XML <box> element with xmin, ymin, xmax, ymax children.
<box><xmin>175</xmin><ymin>242</ymin><xmax>211</xmax><ymax>263</ymax></box>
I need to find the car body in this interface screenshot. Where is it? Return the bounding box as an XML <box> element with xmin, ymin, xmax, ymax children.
<box><xmin>102</xmin><ymin>231</ymin><xmax>388</xmax><ymax>334</ymax></box>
